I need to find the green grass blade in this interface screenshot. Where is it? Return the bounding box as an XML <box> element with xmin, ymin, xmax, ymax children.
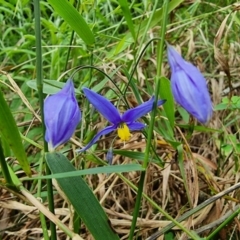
<box><xmin>0</xmin><ymin>141</ymin><xmax>13</xmax><ymax>186</ymax></box>
<box><xmin>159</xmin><ymin>77</ymin><xmax>175</xmax><ymax>129</ymax></box>
<box><xmin>46</xmin><ymin>152</ymin><xmax>119</xmax><ymax>240</ymax></box>
<box><xmin>28</xmin><ymin>163</ymin><xmax>144</xmax><ymax>180</ymax></box>
<box><xmin>118</xmin><ymin>0</ymin><xmax>136</xmax><ymax>40</ymax></box>
<box><xmin>47</xmin><ymin>0</ymin><xmax>95</xmax><ymax>46</ymax></box>
<box><xmin>0</xmin><ymin>90</ymin><xmax>31</xmax><ymax>176</ymax></box>
<box><xmin>27</xmin><ymin>79</ymin><xmax>81</xmax><ymax>95</ymax></box>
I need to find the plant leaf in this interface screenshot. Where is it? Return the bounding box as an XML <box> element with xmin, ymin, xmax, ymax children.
<box><xmin>47</xmin><ymin>0</ymin><xmax>94</xmax><ymax>46</ymax></box>
<box><xmin>159</xmin><ymin>77</ymin><xmax>175</xmax><ymax>129</ymax></box>
<box><xmin>46</xmin><ymin>152</ymin><xmax>119</xmax><ymax>240</ymax></box>
<box><xmin>118</xmin><ymin>0</ymin><xmax>136</xmax><ymax>40</ymax></box>
<box><xmin>29</xmin><ymin>163</ymin><xmax>144</xmax><ymax>180</ymax></box>
<box><xmin>0</xmin><ymin>89</ymin><xmax>31</xmax><ymax>176</ymax></box>
<box><xmin>27</xmin><ymin>79</ymin><xmax>81</xmax><ymax>95</ymax></box>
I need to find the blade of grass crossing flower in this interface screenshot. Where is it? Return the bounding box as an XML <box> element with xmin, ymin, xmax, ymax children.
<box><xmin>159</xmin><ymin>77</ymin><xmax>175</xmax><ymax>129</ymax></box>
<box><xmin>0</xmin><ymin>90</ymin><xmax>31</xmax><ymax>176</ymax></box>
<box><xmin>129</xmin><ymin>1</ymin><xmax>170</xmax><ymax>239</ymax></box>
<box><xmin>118</xmin><ymin>0</ymin><xmax>136</xmax><ymax>40</ymax></box>
<box><xmin>27</xmin><ymin>163</ymin><xmax>144</xmax><ymax>180</ymax></box>
<box><xmin>46</xmin><ymin>152</ymin><xmax>119</xmax><ymax>240</ymax></box>
<box><xmin>47</xmin><ymin>0</ymin><xmax>94</xmax><ymax>46</ymax></box>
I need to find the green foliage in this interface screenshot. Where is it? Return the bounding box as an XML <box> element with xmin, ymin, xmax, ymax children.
<box><xmin>0</xmin><ymin>89</ymin><xmax>31</xmax><ymax>176</ymax></box>
<box><xmin>47</xmin><ymin>0</ymin><xmax>95</xmax><ymax>46</ymax></box>
<box><xmin>215</xmin><ymin>96</ymin><xmax>240</xmax><ymax>110</ymax></box>
<box><xmin>46</xmin><ymin>152</ymin><xmax>119</xmax><ymax>240</ymax></box>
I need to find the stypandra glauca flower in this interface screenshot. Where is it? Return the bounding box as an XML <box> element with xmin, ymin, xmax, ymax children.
<box><xmin>167</xmin><ymin>44</ymin><xmax>212</xmax><ymax>124</ymax></box>
<box><xmin>44</xmin><ymin>79</ymin><xmax>81</xmax><ymax>151</ymax></box>
<box><xmin>77</xmin><ymin>87</ymin><xmax>166</xmax><ymax>152</ymax></box>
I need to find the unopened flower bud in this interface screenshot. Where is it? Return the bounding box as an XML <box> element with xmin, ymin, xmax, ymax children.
<box><xmin>167</xmin><ymin>45</ymin><xmax>212</xmax><ymax>123</ymax></box>
<box><xmin>44</xmin><ymin>79</ymin><xmax>81</xmax><ymax>150</ymax></box>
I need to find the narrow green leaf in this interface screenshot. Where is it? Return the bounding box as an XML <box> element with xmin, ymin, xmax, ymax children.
<box><xmin>159</xmin><ymin>77</ymin><xmax>175</xmax><ymax>128</ymax></box>
<box><xmin>112</xmin><ymin>0</ymin><xmax>184</xmax><ymax>54</ymax></box>
<box><xmin>46</xmin><ymin>152</ymin><xmax>119</xmax><ymax>240</ymax></box>
<box><xmin>47</xmin><ymin>0</ymin><xmax>94</xmax><ymax>46</ymax></box>
<box><xmin>28</xmin><ymin>163</ymin><xmax>144</xmax><ymax>180</ymax></box>
<box><xmin>138</xmin><ymin>0</ymin><xmax>184</xmax><ymax>35</ymax></box>
<box><xmin>27</xmin><ymin>79</ymin><xmax>81</xmax><ymax>95</ymax></box>
<box><xmin>118</xmin><ymin>0</ymin><xmax>136</xmax><ymax>40</ymax></box>
<box><xmin>0</xmin><ymin>90</ymin><xmax>31</xmax><ymax>176</ymax></box>
<box><xmin>0</xmin><ymin>141</ymin><xmax>13</xmax><ymax>186</ymax></box>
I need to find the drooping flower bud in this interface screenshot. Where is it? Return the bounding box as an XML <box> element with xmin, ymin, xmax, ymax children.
<box><xmin>44</xmin><ymin>79</ymin><xmax>81</xmax><ymax>150</ymax></box>
<box><xmin>106</xmin><ymin>147</ymin><xmax>113</xmax><ymax>165</ymax></box>
<box><xmin>167</xmin><ymin>45</ymin><xmax>212</xmax><ymax>123</ymax></box>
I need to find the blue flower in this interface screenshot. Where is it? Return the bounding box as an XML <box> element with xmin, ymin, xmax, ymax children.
<box><xmin>77</xmin><ymin>88</ymin><xmax>166</xmax><ymax>152</ymax></box>
<box><xmin>44</xmin><ymin>79</ymin><xmax>81</xmax><ymax>150</ymax></box>
<box><xmin>167</xmin><ymin>45</ymin><xmax>212</xmax><ymax>123</ymax></box>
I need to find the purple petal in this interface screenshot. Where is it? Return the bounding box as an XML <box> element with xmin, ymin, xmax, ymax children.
<box><xmin>127</xmin><ymin>122</ymin><xmax>146</xmax><ymax>131</ymax></box>
<box><xmin>83</xmin><ymin>88</ymin><xmax>121</xmax><ymax>124</ymax></box>
<box><xmin>122</xmin><ymin>97</ymin><xmax>166</xmax><ymax>123</ymax></box>
<box><xmin>171</xmin><ymin>70</ymin><xmax>212</xmax><ymax>123</ymax></box>
<box><xmin>44</xmin><ymin>79</ymin><xmax>81</xmax><ymax>149</ymax></box>
<box><xmin>61</xmin><ymin>79</ymin><xmax>75</xmax><ymax>94</ymax></box>
<box><xmin>167</xmin><ymin>45</ymin><xmax>212</xmax><ymax>123</ymax></box>
<box><xmin>77</xmin><ymin>125</ymin><xmax>116</xmax><ymax>152</ymax></box>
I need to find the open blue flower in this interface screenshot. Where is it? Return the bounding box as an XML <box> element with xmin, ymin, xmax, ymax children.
<box><xmin>167</xmin><ymin>45</ymin><xmax>212</xmax><ymax>123</ymax></box>
<box><xmin>44</xmin><ymin>79</ymin><xmax>81</xmax><ymax>150</ymax></box>
<box><xmin>77</xmin><ymin>88</ymin><xmax>166</xmax><ymax>152</ymax></box>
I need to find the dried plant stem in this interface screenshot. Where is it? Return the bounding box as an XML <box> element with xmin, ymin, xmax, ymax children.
<box><xmin>20</xmin><ymin>186</ymin><xmax>84</xmax><ymax>240</ymax></box>
<box><xmin>148</xmin><ymin>182</ymin><xmax>240</xmax><ymax>239</ymax></box>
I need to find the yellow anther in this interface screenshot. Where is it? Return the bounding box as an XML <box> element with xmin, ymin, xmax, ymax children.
<box><xmin>117</xmin><ymin>123</ymin><xmax>131</xmax><ymax>141</ymax></box>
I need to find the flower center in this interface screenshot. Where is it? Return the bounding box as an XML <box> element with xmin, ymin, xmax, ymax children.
<box><xmin>117</xmin><ymin>123</ymin><xmax>131</xmax><ymax>141</ymax></box>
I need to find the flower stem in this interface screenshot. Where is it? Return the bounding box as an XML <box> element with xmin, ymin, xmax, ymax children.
<box><xmin>33</xmin><ymin>0</ymin><xmax>57</xmax><ymax>239</ymax></box>
<box><xmin>129</xmin><ymin>1</ymin><xmax>169</xmax><ymax>239</ymax></box>
<box><xmin>205</xmin><ymin>207</ymin><xmax>240</xmax><ymax>240</ymax></box>
<box><xmin>37</xmin><ymin>154</ymin><xmax>50</xmax><ymax>240</ymax></box>
<box><xmin>119</xmin><ymin>173</ymin><xmax>200</xmax><ymax>240</ymax></box>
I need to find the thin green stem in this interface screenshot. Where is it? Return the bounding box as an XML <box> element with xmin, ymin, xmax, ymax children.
<box><xmin>206</xmin><ymin>207</ymin><xmax>240</xmax><ymax>240</ymax></box>
<box><xmin>0</xmin><ymin>142</ymin><xmax>14</xmax><ymax>186</ymax></box>
<box><xmin>37</xmin><ymin>154</ymin><xmax>50</xmax><ymax>240</ymax></box>
<box><xmin>118</xmin><ymin>173</ymin><xmax>199</xmax><ymax>240</ymax></box>
<box><xmin>64</xmin><ymin>31</ymin><xmax>75</xmax><ymax>71</ymax></box>
<box><xmin>129</xmin><ymin>1</ymin><xmax>169</xmax><ymax>239</ymax></box>
<box><xmin>33</xmin><ymin>0</ymin><xmax>56</xmax><ymax>239</ymax></box>
<box><xmin>148</xmin><ymin>183</ymin><xmax>240</xmax><ymax>239</ymax></box>
<box><xmin>64</xmin><ymin>0</ymin><xmax>81</xmax><ymax>71</ymax></box>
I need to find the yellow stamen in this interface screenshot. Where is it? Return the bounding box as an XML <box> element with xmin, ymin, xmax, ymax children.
<box><xmin>117</xmin><ymin>123</ymin><xmax>131</xmax><ymax>141</ymax></box>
